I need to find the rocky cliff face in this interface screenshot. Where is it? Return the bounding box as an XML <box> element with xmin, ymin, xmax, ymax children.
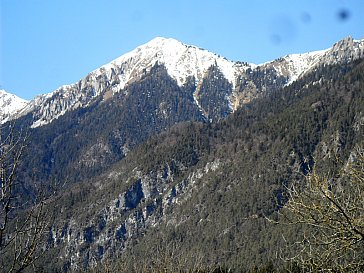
<box><xmin>48</xmin><ymin>158</ymin><xmax>221</xmax><ymax>271</ymax></box>
<box><xmin>323</xmin><ymin>36</ymin><xmax>364</xmax><ymax>64</ymax></box>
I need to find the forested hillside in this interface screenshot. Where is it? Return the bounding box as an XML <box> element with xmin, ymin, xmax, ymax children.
<box><xmin>23</xmin><ymin>58</ymin><xmax>364</xmax><ymax>272</ymax></box>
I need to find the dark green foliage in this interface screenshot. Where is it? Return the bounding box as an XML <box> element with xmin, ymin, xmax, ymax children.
<box><xmin>244</xmin><ymin>65</ymin><xmax>288</xmax><ymax>94</ymax></box>
<box><xmin>198</xmin><ymin>64</ymin><xmax>233</xmax><ymax>121</ymax></box>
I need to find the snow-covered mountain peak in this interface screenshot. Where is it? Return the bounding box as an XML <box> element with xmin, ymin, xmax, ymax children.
<box><xmin>0</xmin><ymin>89</ymin><xmax>29</xmax><ymax>124</ymax></box>
<box><xmin>95</xmin><ymin>37</ymin><xmax>250</xmax><ymax>90</ymax></box>
<box><xmin>137</xmin><ymin>36</ymin><xmax>184</xmax><ymax>51</ymax></box>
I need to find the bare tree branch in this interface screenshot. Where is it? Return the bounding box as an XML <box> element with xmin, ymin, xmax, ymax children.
<box><xmin>0</xmin><ymin>124</ymin><xmax>57</xmax><ymax>272</ymax></box>
<box><xmin>279</xmin><ymin>147</ymin><xmax>364</xmax><ymax>272</ymax></box>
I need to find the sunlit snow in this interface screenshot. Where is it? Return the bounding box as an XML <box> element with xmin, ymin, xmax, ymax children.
<box><xmin>0</xmin><ymin>89</ymin><xmax>29</xmax><ymax>124</ymax></box>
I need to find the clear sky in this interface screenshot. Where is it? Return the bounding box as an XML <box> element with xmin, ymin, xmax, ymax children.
<box><xmin>1</xmin><ymin>0</ymin><xmax>363</xmax><ymax>100</ymax></box>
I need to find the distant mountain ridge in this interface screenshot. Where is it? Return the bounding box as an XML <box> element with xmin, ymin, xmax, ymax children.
<box><xmin>2</xmin><ymin>36</ymin><xmax>363</xmax><ymax>127</ymax></box>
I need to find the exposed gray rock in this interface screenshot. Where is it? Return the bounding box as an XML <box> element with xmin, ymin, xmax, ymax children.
<box><xmin>47</xmin><ymin>159</ymin><xmax>221</xmax><ymax>271</ymax></box>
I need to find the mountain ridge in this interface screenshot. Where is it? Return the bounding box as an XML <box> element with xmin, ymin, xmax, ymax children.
<box><xmin>2</xmin><ymin>36</ymin><xmax>364</xmax><ymax>127</ymax></box>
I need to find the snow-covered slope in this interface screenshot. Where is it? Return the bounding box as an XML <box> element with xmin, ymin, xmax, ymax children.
<box><xmin>259</xmin><ymin>36</ymin><xmax>364</xmax><ymax>84</ymax></box>
<box><xmin>260</xmin><ymin>49</ymin><xmax>328</xmax><ymax>85</ymax></box>
<box><xmin>0</xmin><ymin>90</ymin><xmax>28</xmax><ymax>124</ymax></box>
<box><xmin>98</xmin><ymin>37</ymin><xmax>251</xmax><ymax>89</ymax></box>
<box><xmin>5</xmin><ymin>36</ymin><xmax>364</xmax><ymax>127</ymax></box>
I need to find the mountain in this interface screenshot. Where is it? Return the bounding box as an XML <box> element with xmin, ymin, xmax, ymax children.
<box><xmin>5</xmin><ymin>36</ymin><xmax>364</xmax><ymax>127</ymax></box>
<box><xmin>2</xmin><ymin>36</ymin><xmax>364</xmax><ymax>272</ymax></box>
<box><xmin>0</xmin><ymin>89</ymin><xmax>28</xmax><ymax>124</ymax></box>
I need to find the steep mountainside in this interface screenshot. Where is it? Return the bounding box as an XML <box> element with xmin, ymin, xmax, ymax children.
<box><xmin>14</xmin><ymin>64</ymin><xmax>204</xmax><ymax>186</ymax></box>
<box><xmin>34</xmin><ymin>59</ymin><xmax>364</xmax><ymax>272</ymax></box>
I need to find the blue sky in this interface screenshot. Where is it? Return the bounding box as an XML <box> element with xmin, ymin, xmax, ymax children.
<box><xmin>1</xmin><ymin>0</ymin><xmax>363</xmax><ymax>100</ymax></box>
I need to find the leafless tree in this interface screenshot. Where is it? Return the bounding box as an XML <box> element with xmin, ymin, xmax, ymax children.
<box><xmin>278</xmin><ymin>147</ymin><xmax>364</xmax><ymax>272</ymax></box>
<box><xmin>0</xmin><ymin>125</ymin><xmax>52</xmax><ymax>272</ymax></box>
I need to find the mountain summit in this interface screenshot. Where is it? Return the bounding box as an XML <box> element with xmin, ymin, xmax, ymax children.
<box><xmin>97</xmin><ymin>37</ymin><xmax>248</xmax><ymax>89</ymax></box>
